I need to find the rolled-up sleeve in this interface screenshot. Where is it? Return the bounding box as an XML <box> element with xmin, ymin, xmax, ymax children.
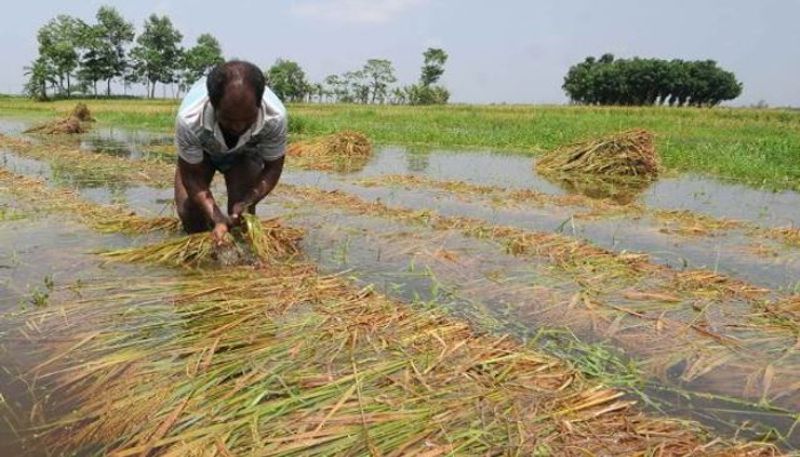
<box><xmin>174</xmin><ymin>118</ymin><xmax>204</xmax><ymax>164</ymax></box>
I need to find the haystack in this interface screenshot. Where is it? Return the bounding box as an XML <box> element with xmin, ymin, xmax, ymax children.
<box><xmin>24</xmin><ymin>103</ymin><xmax>94</xmax><ymax>134</ymax></box>
<box><xmin>287</xmin><ymin>130</ymin><xmax>372</xmax><ymax>172</ymax></box>
<box><xmin>70</xmin><ymin>102</ymin><xmax>95</xmax><ymax>122</ymax></box>
<box><xmin>536</xmin><ymin>129</ymin><xmax>660</xmax><ymax>178</ymax></box>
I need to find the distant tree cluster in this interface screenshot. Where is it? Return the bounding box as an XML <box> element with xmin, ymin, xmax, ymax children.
<box><xmin>265</xmin><ymin>48</ymin><xmax>450</xmax><ymax>105</ymax></box>
<box><xmin>24</xmin><ymin>9</ymin><xmax>450</xmax><ymax>106</ymax></box>
<box><xmin>25</xmin><ymin>7</ymin><xmax>223</xmax><ymax>100</ymax></box>
<box><xmin>562</xmin><ymin>54</ymin><xmax>742</xmax><ymax>107</ymax></box>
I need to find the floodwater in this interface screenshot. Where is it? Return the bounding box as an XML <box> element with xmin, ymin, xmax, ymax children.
<box><xmin>3</xmin><ymin>120</ymin><xmax>800</xmax><ymax>451</ymax></box>
<box><xmin>354</xmin><ymin>146</ymin><xmax>800</xmax><ymax>227</ymax></box>
<box><xmin>0</xmin><ymin>214</ymin><xmax>176</xmax><ymax>455</ymax></box>
<box><xmin>284</xmin><ymin>169</ymin><xmax>800</xmax><ymax>291</ymax></box>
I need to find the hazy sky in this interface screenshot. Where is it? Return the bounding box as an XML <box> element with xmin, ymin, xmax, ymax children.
<box><xmin>2</xmin><ymin>0</ymin><xmax>799</xmax><ymax>106</ymax></box>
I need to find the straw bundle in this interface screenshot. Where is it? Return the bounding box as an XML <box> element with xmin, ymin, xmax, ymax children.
<box><xmin>102</xmin><ymin>215</ymin><xmax>303</xmax><ymax>267</ymax></box>
<box><xmin>70</xmin><ymin>102</ymin><xmax>95</xmax><ymax>122</ymax></box>
<box><xmin>536</xmin><ymin>129</ymin><xmax>660</xmax><ymax>177</ymax></box>
<box><xmin>24</xmin><ymin>103</ymin><xmax>94</xmax><ymax>134</ymax></box>
<box><xmin>287</xmin><ymin>130</ymin><xmax>372</xmax><ymax>172</ymax></box>
<box><xmin>24</xmin><ymin>116</ymin><xmax>86</xmax><ymax>134</ymax></box>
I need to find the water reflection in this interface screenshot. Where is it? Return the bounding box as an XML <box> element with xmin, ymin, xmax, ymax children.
<box><xmin>543</xmin><ymin>175</ymin><xmax>655</xmax><ymax>205</ymax></box>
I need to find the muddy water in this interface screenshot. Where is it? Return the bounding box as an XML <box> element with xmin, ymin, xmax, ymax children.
<box><xmin>3</xmin><ymin>120</ymin><xmax>800</xmax><ymax>449</ymax></box>
<box><xmin>78</xmin><ymin>127</ymin><xmax>172</xmax><ymax>160</ymax></box>
<box><xmin>352</xmin><ymin>147</ymin><xmax>800</xmax><ymax>227</ymax></box>
<box><xmin>283</xmin><ymin>170</ymin><xmax>800</xmax><ymax>291</ymax></box>
<box><xmin>278</xmin><ymin>204</ymin><xmax>800</xmax><ymax>448</ymax></box>
<box><xmin>3</xmin><ymin>118</ymin><xmax>798</xmax><ymax>228</ymax></box>
<box><xmin>0</xmin><ymin>214</ymin><xmax>177</xmax><ymax>456</ymax></box>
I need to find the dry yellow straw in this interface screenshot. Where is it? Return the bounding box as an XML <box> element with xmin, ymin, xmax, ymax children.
<box><xmin>24</xmin><ymin>103</ymin><xmax>95</xmax><ymax>135</ymax></box>
<box><xmin>287</xmin><ymin>131</ymin><xmax>372</xmax><ymax>172</ymax></box>
<box><xmin>536</xmin><ymin>129</ymin><xmax>660</xmax><ymax>177</ymax></box>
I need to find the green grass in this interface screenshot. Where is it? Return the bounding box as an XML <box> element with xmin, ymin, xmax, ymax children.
<box><xmin>1</xmin><ymin>96</ymin><xmax>799</xmax><ymax>190</ymax></box>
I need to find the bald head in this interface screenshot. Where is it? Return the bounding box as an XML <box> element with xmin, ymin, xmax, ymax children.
<box><xmin>207</xmin><ymin>60</ymin><xmax>265</xmax><ymax>108</ymax></box>
<box><xmin>207</xmin><ymin>60</ymin><xmax>265</xmax><ymax>137</ymax></box>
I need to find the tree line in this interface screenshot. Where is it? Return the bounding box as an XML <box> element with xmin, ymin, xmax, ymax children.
<box><xmin>25</xmin><ymin>7</ymin><xmax>223</xmax><ymax>100</ymax></box>
<box><xmin>266</xmin><ymin>48</ymin><xmax>449</xmax><ymax>105</ymax></box>
<box><xmin>562</xmin><ymin>54</ymin><xmax>742</xmax><ymax>107</ymax></box>
<box><xmin>24</xmin><ymin>7</ymin><xmax>450</xmax><ymax>105</ymax></box>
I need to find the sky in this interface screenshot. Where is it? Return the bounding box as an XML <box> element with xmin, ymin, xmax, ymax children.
<box><xmin>2</xmin><ymin>0</ymin><xmax>799</xmax><ymax>106</ymax></box>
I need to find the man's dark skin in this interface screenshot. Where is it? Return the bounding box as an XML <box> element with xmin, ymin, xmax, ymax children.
<box><xmin>175</xmin><ymin>80</ymin><xmax>284</xmax><ymax>243</ymax></box>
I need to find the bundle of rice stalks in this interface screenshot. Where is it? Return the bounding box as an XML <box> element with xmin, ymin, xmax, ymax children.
<box><xmin>70</xmin><ymin>102</ymin><xmax>95</xmax><ymax>122</ymax></box>
<box><xmin>102</xmin><ymin>215</ymin><xmax>303</xmax><ymax>267</ymax></box>
<box><xmin>536</xmin><ymin>129</ymin><xmax>660</xmax><ymax>178</ymax></box>
<box><xmin>287</xmin><ymin>130</ymin><xmax>372</xmax><ymax>172</ymax></box>
<box><xmin>24</xmin><ymin>117</ymin><xmax>86</xmax><ymax>134</ymax></box>
<box><xmin>24</xmin><ymin>103</ymin><xmax>94</xmax><ymax>135</ymax></box>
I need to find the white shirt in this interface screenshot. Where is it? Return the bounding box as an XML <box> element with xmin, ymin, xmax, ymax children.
<box><xmin>174</xmin><ymin>77</ymin><xmax>287</xmax><ymax>164</ymax></box>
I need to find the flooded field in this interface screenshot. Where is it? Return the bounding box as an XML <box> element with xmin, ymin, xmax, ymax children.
<box><xmin>1</xmin><ymin>120</ymin><xmax>799</xmax><ymax>454</ymax></box>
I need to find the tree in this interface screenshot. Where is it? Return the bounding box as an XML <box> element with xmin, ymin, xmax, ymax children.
<box><xmin>180</xmin><ymin>33</ymin><xmax>224</xmax><ymax>92</ymax></box>
<box><xmin>390</xmin><ymin>87</ymin><xmax>407</xmax><ymax>105</ymax></box>
<box><xmin>76</xmin><ymin>25</ymin><xmax>106</xmax><ymax>96</ymax></box>
<box><xmin>37</xmin><ymin>15</ymin><xmax>85</xmax><ymax>96</ymax></box>
<box><xmin>343</xmin><ymin>70</ymin><xmax>369</xmax><ymax>104</ymax></box>
<box><xmin>407</xmin><ymin>84</ymin><xmax>449</xmax><ymax>105</ymax></box>
<box><xmin>323</xmin><ymin>74</ymin><xmax>345</xmax><ymax>103</ymax></box>
<box><xmin>93</xmin><ymin>6</ymin><xmax>135</xmax><ymax>95</ymax></box>
<box><xmin>24</xmin><ymin>57</ymin><xmax>56</xmax><ymax>100</ymax></box>
<box><xmin>420</xmin><ymin>48</ymin><xmax>448</xmax><ymax>86</ymax></box>
<box><xmin>362</xmin><ymin>59</ymin><xmax>396</xmax><ymax>104</ymax></box>
<box><xmin>406</xmin><ymin>47</ymin><xmax>450</xmax><ymax>105</ymax></box>
<box><xmin>562</xmin><ymin>54</ymin><xmax>742</xmax><ymax>107</ymax></box>
<box><xmin>265</xmin><ymin>59</ymin><xmax>308</xmax><ymax>102</ymax></box>
<box><xmin>129</xmin><ymin>14</ymin><xmax>183</xmax><ymax>98</ymax></box>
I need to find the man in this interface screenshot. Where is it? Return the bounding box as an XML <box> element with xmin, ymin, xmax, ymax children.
<box><xmin>174</xmin><ymin>60</ymin><xmax>286</xmax><ymax>243</ymax></box>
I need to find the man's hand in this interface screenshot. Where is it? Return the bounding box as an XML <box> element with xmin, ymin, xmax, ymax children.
<box><xmin>211</xmin><ymin>222</ymin><xmax>230</xmax><ymax>245</ymax></box>
<box><xmin>229</xmin><ymin>201</ymin><xmax>250</xmax><ymax>227</ymax></box>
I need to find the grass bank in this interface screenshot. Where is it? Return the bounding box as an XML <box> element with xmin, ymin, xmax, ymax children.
<box><xmin>1</xmin><ymin>96</ymin><xmax>798</xmax><ymax>190</ymax></box>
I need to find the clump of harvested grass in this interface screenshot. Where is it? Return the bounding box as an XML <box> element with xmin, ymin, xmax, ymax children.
<box><xmin>70</xmin><ymin>102</ymin><xmax>95</xmax><ymax>122</ymax></box>
<box><xmin>287</xmin><ymin>130</ymin><xmax>372</xmax><ymax>172</ymax></box>
<box><xmin>24</xmin><ymin>103</ymin><xmax>94</xmax><ymax>134</ymax></box>
<box><xmin>102</xmin><ymin>215</ymin><xmax>303</xmax><ymax>267</ymax></box>
<box><xmin>536</xmin><ymin>129</ymin><xmax>660</xmax><ymax>178</ymax></box>
<box><xmin>25</xmin><ymin>116</ymin><xmax>86</xmax><ymax>134</ymax></box>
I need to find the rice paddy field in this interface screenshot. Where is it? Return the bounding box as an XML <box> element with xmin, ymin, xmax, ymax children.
<box><xmin>1</xmin><ymin>97</ymin><xmax>799</xmax><ymax>456</ymax></box>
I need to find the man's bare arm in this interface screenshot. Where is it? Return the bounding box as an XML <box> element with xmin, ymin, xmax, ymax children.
<box><xmin>230</xmin><ymin>156</ymin><xmax>285</xmax><ymax>221</ymax></box>
<box><xmin>177</xmin><ymin>158</ymin><xmax>231</xmax><ymax>227</ymax></box>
